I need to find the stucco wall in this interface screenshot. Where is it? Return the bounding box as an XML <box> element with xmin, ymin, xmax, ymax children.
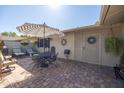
<box><xmin>51</xmin><ymin>23</ymin><xmax>124</xmax><ymax>67</ymax></box>
<box><xmin>74</xmin><ymin>29</ymin><xmax>100</xmax><ymax>65</ymax></box>
<box><xmin>100</xmin><ymin>28</ymin><xmax>121</xmax><ymax>66</ymax></box>
<box><xmin>3</xmin><ymin>23</ymin><xmax>123</xmax><ymax>67</ymax></box>
<box><xmin>50</xmin><ymin>32</ymin><xmax>75</xmax><ymax>60</ymax></box>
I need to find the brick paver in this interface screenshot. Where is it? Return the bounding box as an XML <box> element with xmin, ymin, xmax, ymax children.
<box><xmin>0</xmin><ymin>57</ymin><xmax>124</xmax><ymax>88</ymax></box>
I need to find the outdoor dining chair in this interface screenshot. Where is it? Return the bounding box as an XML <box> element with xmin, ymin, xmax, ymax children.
<box><xmin>46</xmin><ymin>46</ymin><xmax>59</xmax><ymax>66</ymax></box>
<box><xmin>32</xmin><ymin>46</ymin><xmax>58</xmax><ymax>67</ymax></box>
<box><xmin>47</xmin><ymin>52</ymin><xmax>58</xmax><ymax>64</ymax></box>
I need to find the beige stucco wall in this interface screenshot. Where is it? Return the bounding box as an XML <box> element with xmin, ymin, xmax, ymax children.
<box><xmin>74</xmin><ymin>29</ymin><xmax>100</xmax><ymax>65</ymax></box>
<box><xmin>100</xmin><ymin>27</ymin><xmax>120</xmax><ymax>66</ymax></box>
<box><xmin>50</xmin><ymin>32</ymin><xmax>75</xmax><ymax>60</ymax></box>
<box><xmin>50</xmin><ymin>23</ymin><xmax>124</xmax><ymax>67</ymax></box>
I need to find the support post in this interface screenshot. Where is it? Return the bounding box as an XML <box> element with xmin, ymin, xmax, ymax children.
<box><xmin>43</xmin><ymin>22</ymin><xmax>46</xmax><ymax>53</ymax></box>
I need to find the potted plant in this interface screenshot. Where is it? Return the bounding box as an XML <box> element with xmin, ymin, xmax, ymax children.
<box><xmin>105</xmin><ymin>37</ymin><xmax>121</xmax><ymax>55</ymax></box>
<box><xmin>20</xmin><ymin>40</ymin><xmax>29</xmax><ymax>46</ymax></box>
<box><xmin>21</xmin><ymin>42</ymin><xmax>29</xmax><ymax>46</ymax></box>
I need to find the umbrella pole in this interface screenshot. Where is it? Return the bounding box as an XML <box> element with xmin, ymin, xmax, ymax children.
<box><xmin>43</xmin><ymin>22</ymin><xmax>45</xmax><ymax>54</ymax></box>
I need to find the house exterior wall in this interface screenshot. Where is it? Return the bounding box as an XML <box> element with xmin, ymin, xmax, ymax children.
<box><xmin>74</xmin><ymin>29</ymin><xmax>100</xmax><ymax>65</ymax></box>
<box><xmin>4</xmin><ymin>24</ymin><xmax>123</xmax><ymax>67</ymax></box>
<box><xmin>51</xmin><ymin>23</ymin><xmax>124</xmax><ymax>67</ymax></box>
<box><xmin>50</xmin><ymin>32</ymin><xmax>75</xmax><ymax>60</ymax></box>
<box><xmin>100</xmin><ymin>27</ymin><xmax>121</xmax><ymax>66</ymax></box>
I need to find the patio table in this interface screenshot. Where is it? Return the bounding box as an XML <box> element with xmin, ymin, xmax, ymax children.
<box><xmin>39</xmin><ymin>52</ymin><xmax>51</xmax><ymax>61</ymax></box>
<box><xmin>32</xmin><ymin>52</ymin><xmax>51</xmax><ymax>67</ymax></box>
<box><xmin>38</xmin><ymin>52</ymin><xmax>51</xmax><ymax>67</ymax></box>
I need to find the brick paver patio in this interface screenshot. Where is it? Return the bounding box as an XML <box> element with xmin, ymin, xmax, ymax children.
<box><xmin>0</xmin><ymin>57</ymin><xmax>124</xmax><ymax>88</ymax></box>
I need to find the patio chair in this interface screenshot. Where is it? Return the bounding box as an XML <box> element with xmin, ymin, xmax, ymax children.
<box><xmin>49</xmin><ymin>52</ymin><xmax>58</xmax><ymax>63</ymax></box>
<box><xmin>47</xmin><ymin>46</ymin><xmax>59</xmax><ymax>66</ymax></box>
<box><xmin>51</xmin><ymin>46</ymin><xmax>56</xmax><ymax>56</ymax></box>
<box><xmin>0</xmin><ymin>51</ymin><xmax>16</xmax><ymax>73</ymax></box>
<box><xmin>25</xmin><ymin>47</ymin><xmax>38</xmax><ymax>57</ymax></box>
<box><xmin>12</xmin><ymin>48</ymin><xmax>25</xmax><ymax>57</ymax></box>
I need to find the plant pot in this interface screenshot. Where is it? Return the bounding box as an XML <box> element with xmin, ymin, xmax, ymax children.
<box><xmin>120</xmin><ymin>64</ymin><xmax>124</xmax><ymax>69</ymax></box>
<box><xmin>21</xmin><ymin>42</ymin><xmax>29</xmax><ymax>46</ymax></box>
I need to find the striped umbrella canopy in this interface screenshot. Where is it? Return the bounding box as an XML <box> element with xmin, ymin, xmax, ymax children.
<box><xmin>16</xmin><ymin>23</ymin><xmax>64</xmax><ymax>38</ymax></box>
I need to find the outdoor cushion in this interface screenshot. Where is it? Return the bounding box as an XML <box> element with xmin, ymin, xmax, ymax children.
<box><xmin>3</xmin><ymin>58</ymin><xmax>16</xmax><ymax>66</ymax></box>
<box><xmin>13</xmin><ymin>48</ymin><xmax>22</xmax><ymax>53</ymax></box>
<box><xmin>26</xmin><ymin>48</ymin><xmax>33</xmax><ymax>52</ymax></box>
<box><xmin>3</xmin><ymin>60</ymin><xmax>13</xmax><ymax>65</ymax></box>
<box><xmin>28</xmin><ymin>51</ymin><xmax>37</xmax><ymax>54</ymax></box>
<box><xmin>12</xmin><ymin>48</ymin><xmax>25</xmax><ymax>56</ymax></box>
<box><xmin>14</xmin><ymin>53</ymin><xmax>25</xmax><ymax>56</ymax></box>
<box><xmin>32</xmin><ymin>54</ymin><xmax>40</xmax><ymax>60</ymax></box>
<box><xmin>4</xmin><ymin>55</ymin><xmax>12</xmax><ymax>60</ymax></box>
<box><xmin>26</xmin><ymin>48</ymin><xmax>37</xmax><ymax>54</ymax></box>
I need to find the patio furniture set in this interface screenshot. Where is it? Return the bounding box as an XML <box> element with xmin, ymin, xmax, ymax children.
<box><xmin>12</xmin><ymin>47</ymin><xmax>38</xmax><ymax>57</ymax></box>
<box><xmin>32</xmin><ymin>46</ymin><xmax>58</xmax><ymax>67</ymax></box>
<box><xmin>10</xmin><ymin>38</ymin><xmax>58</xmax><ymax>67</ymax></box>
<box><xmin>11</xmin><ymin>45</ymin><xmax>58</xmax><ymax>68</ymax></box>
<box><xmin>15</xmin><ymin>22</ymin><xmax>63</xmax><ymax>68</ymax></box>
<box><xmin>0</xmin><ymin>45</ymin><xmax>58</xmax><ymax>81</ymax></box>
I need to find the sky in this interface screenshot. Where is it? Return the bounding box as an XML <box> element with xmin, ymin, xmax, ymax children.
<box><xmin>0</xmin><ymin>5</ymin><xmax>101</xmax><ymax>35</ymax></box>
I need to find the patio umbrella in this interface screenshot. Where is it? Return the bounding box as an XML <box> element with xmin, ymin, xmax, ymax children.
<box><xmin>16</xmin><ymin>22</ymin><xmax>64</xmax><ymax>53</ymax></box>
<box><xmin>16</xmin><ymin>23</ymin><xmax>64</xmax><ymax>38</ymax></box>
